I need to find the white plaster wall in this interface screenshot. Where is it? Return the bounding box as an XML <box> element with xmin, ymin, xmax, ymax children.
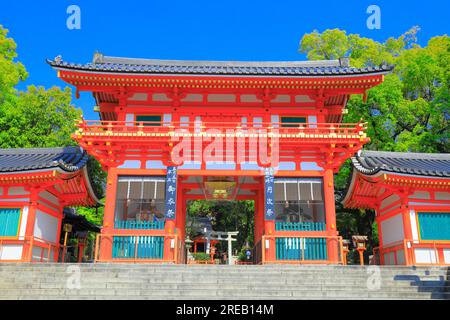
<box><xmin>295</xmin><ymin>95</ymin><xmax>314</xmax><ymax>103</ymax></box>
<box><xmin>8</xmin><ymin>187</ymin><xmax>28</xmax><ymax>196</ymax></box>
<box><xmin>380</xmin><ymin>194</ymin><xmax>400</xmax><ymax>210</ymax></box>
<box><xmin>271</xmin><ymin>94</ymin><xmax>290</xmax><ymax>103</ymax></box>
<box><xmin>409</xmin><ymin>191</ymin><xmax>430</xmax><ymax>200</ymax></box>
<box><xmin>0</xmin><ymin>245</ymin><xmax>23</xmax><ymax>260</ymax></box>
<box><xmin>380</xmin><ymin>214</ymin><xmax>405</xmax><ymax>246</ymax></box>
<box><xmin>414</xmin><ymin>248</ymin><xmax>437</xmax><ymax>264</ymax></box>
<box><xmin>409</xmin><ymin>210</ymin><xmax>419</xmax><ymax>241</ymax></box>
<box><xmin>0</xmin><ymin>198</ymin><xmax>29</xmax><ymax>202</ymax></box>
<box><xmin>39</xmin><ymin>191</ymin><xmax>60</xmax><ymax>206</ymax></box>
<box><xmin>241</xmin><ymin>94</ymin><xmax>261</xmax><ymax>102</ymax></box>
<box><xmin>152</xmin><ymin>93</ymin><xmax>170</xmax><ymax>101</ymax></box>
<box><xmin>207</xmin><ymin>94</ymin><xmax>236</xmax><ymax>102</ymax></box>
<box><xmin>444</xmin><ymin>249</ymin><xmax>450</xmax><ymax>264</ymax></box>
<box><xmin>19</xmin><ymin>206</ymin><xmax>29</xmax><ymax>237</ymax></box>
<box><xmin>33</xmin><ymin>210</ymin><xmax>59</xmax><ymax>243</ymax></box>
<box><xmin>181</xmin><ymin>94</ymin><xmax>202</xmax><ymax>102</ymax></box>
<box><xmin>128</xmin><ymin>93</ymin><xmax>148</xmax><ymax>101</ymax></box>
<box><xmin>435</xmin><ymin>192</ymin><xmax>450</xmax><ymax>200</ymax></box>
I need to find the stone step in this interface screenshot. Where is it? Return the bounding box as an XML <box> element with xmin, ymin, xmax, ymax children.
<box><xmin>1</xmin><ymin>288</ymin><xmax>447</xmax><ymax>298</ymax></box>
<box><xmin>2</xmin><ymin>281</ymin><xmax>448</xmax><ymax>291</ymax></box>
<box><xmin>0</xmin><ymin>265</ymin><xmax>447</xmax><ymax>272</ymax></box>
<box><xmin>0</xmin><ymin>270</ymin><xmax>447</xmax><ymax>278</ymax></box>
<box><xmin>1</xmin><ymin>269</ymin><xmax>445</xmax><ymax>276</ymax></box>
<box><xmin>3</xmin><ymin>278</ymin><xmax>446</xmax><ymax>288</ymax></box>
<box><xmin>1</xmin><ymin>273</ymin><xmax>446</xmax><ymax>281</ymax></box>
<box><xmin>0</xmin><ymin>264</ymin><xmax>447</xmax><ymax>300</ymax></box>
<box><xmin>1</xmin><ymin>291</ymin><xmax>447</xmax><ymax>300</ymax></box>
<box><xmin>3</xmin><ymin>279</ymin><xmax>449</xmax><ymax>290</ymax></box>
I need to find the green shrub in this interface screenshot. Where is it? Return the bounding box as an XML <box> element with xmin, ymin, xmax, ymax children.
<box><xmin>192</xmin><ymin>253</ymin><xmax>210</xmax><ymax>261</ymax></box>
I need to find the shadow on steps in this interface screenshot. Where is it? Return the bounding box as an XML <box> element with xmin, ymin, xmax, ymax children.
<box><xmin>393</xmin><ymin>267</ymin><xmax>450</xmax><ymax>299</ymax></box>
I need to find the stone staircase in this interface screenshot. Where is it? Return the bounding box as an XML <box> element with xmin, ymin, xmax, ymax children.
<box><xmin>0</xmin><ymin>264</ymin><xmax>449</xmax><ymax>300</ymax></box>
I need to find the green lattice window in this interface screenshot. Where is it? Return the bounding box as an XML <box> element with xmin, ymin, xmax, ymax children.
<box><xmin>136</xmin><ymin>115</ymin><xmax>162</xmax><ymax>126</ymax></box>
<box><xmin>280</xmin><ymin>117</ymin><xmax>306</xmax><ymax>127</ymax></box>
<box><xmin>0</xmin><ymin>208</ymin><xmax>21</xmax><ymax>237</ymax></box>
<box><xmin>418</xmin><ymin>212</ymin><xmax>450</xmax><ymax>241</ymax></box>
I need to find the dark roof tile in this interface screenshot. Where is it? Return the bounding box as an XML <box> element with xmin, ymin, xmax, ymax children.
<box><xmin>0</xmin><ymin>146</ymin><xmax>89</xmax><ymax>173</ymax></box>
<box><xmin>47</xmin><ymin>54</ymin><xmax>394</xmax><ymax>77</ymax></box>
<box><xmin>351</xmin><ymin>150</ymin><xmax>450</xmax><ymax>177</ymax></box>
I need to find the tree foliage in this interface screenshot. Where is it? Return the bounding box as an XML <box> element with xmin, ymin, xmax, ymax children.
<box><xmin>0</xmin><ymin>85</ymin><xmax>81</xmax><ymax>148</ymax></box>
<box><xmin>0</xmin><ymin>24</ymin><xmax>105</xmax><ymax>226</ymax></box>
<box><xmin>187</xmin><ymin>200</ymin><xmax>255</xmax><ymax>254</ymax></box>
<box><xmin>300</xmin><ymin>27</ymin><xmax>449</xmax><ymax>156</ymax></box>
<box><xmin>0</xmin><ymin>26</ymin><xmax>27</xmax><ymax>106</ymax></box>
<box><xmin>300</xmin><ymin>28</ymin><xmax>449</xmax><ymax>259</ymax></box>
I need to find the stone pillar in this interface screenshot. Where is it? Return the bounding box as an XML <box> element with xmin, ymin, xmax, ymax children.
<box><xmin>228</xmin><ymin>235</ymin><xmax>233</xmax><ymax>265</ymax></box>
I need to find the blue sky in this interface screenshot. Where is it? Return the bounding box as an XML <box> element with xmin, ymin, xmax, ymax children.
<box><xmin>1</xmin><ymin>0</ymin><xmax>449</xmax><ymax>119</ymax></box>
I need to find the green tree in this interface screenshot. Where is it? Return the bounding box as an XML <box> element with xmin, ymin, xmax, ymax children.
<box><xmin>0</xmin><ymin>86</ymin><xmax>81</xmax><ymax>148</ymax></box>
<box><xmin>187</xmin><ymin>200</ymin><xmax>255</xmax><ymax>254</ymax></box>
<box><xmin>300</xmin><ymin>27</ymin><xmax>449</xmax><ymax>155</ymax></box>
<box><xmin>0</xmin><ymin>25</ymin><xmax>105</xmax><ymax>226</ymax></box>
<box><xmin>0</xmin><ymin>25</ymin><xmax>27</xmax><ymax>106</ymax></box>
<box><xmin>300</xmin><ymin>28</ymin><xmax>449</xmax><ymax>261</ymax></box>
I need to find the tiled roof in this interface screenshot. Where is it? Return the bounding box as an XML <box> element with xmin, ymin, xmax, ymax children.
<box><xmin>47</xmin><ymin>53</ymin><xmax>394</xmax><ymax>77</ymax></box>
<box><xmin>0</xmin><ymin>147</ymin><xmax>89</xmax><ymax>173</ymax></box>
<box><xmin>351</xmin><ymin>150</ymin><xmax>450</xmax><ymax>178</ymax></box>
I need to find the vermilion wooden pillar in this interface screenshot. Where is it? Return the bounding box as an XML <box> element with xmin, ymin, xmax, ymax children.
<box><xmin>99</xmin><ymin>168</ymin><xmax>118</xmax><ymax>261</ymax></box>
<box><xmin>375</xmin><ymin>208</ymin><xmax>385</xmax><ymax>265</ymax></box>
<box><xmin>253</xmin><ymin>192</ymin><xmax>262</xmax><ymax>245</ymax></box>
<box><xmin>175</xmin><ymin>177</ymin><xmax>186</xmax><ymax>262</ymax></box>
<box><xmin>55</xmin><ymin>201</ymin><xmax>64</xmax><ymax>262</ymax></box>
<box><xmin>400</xmin><ymin>194</ymin><xmax>413</xmax><ymax>266</ymax></box>
<box><xmin>22</xmin><ymin>187</ymin><xmax>39</xmax><ymax>262</ymax></box>
<box><xmin>323</xmin><ymin>169</ymin><xmax>339</xmax><ymax>263</ymax></box>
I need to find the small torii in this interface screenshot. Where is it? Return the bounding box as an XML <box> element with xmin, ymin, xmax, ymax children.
<box><xmin>204</xmin><ymin>229</ymin><xmax>239</xmax><ymax>265</ymax></box>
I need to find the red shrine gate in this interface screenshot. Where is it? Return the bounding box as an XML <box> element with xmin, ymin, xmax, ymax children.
<box><xmin>48</xmin><ymin>54</ymin><xmax>391</xmax><ymax>264</ymax></box>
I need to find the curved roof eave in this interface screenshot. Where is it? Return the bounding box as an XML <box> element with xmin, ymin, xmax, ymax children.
<box><xmin>47</xmin><ymin>57</ymin><xmax>395</xmax><ymax>78</ymax></box>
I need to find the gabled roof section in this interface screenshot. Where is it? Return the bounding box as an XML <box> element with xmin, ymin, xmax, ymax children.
<box><xmin>0</xmin><ymin>146</ymin><xmax>88</xmax><ymax>173</ymax></box>
<box><xmin>47</xmin><ymin>53</ymin><xmax>394</xmax><ymax>77</ymax></box>
<box><xmin>351</xmin><ymin>150</ymin><xmax>450</xmax><ymax>178</ymax></box>
<box><xmin>0</xmin><ymin>147</ymin><xmax>102</xmax><ymax>206</ymax></box>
